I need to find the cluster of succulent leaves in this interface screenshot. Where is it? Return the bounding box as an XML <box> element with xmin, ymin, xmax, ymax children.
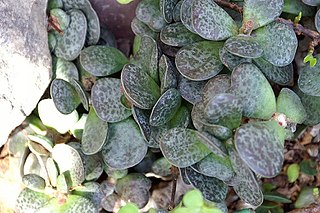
<box><xmin>15</xmin><ymin>0</ymin><xmax>320</xmax><ymax>212</ymax></box>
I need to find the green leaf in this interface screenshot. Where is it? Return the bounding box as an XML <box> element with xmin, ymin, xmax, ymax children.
<box><xmin>150</xmin><ymin>88</ymin><xmax>182</xmax><ymax>126</ymax></box>
<box><xmin>52</xmin><ymin>144</ymin><xmax>85</xmax><ymax>187</ymax></box>
<box><xmin>52</xmin><ymin>57</ymin><xmax>79</xmax><ymax>83</ymax></box>
<box><xmin>263</xmin><ymin>192</ymin><xmax>292</xmax><ymax>203</ymax></box>
<box><xmin>159</xmin><ymin>128</ymin><xmax>211</xmax><ymax>167</ymax></box>
<box><xmin>276</xmin><ymin>88</ymin><xmax>306</xmax><ymax>124</ymax></box>
<box><xmin>295</xmin><ymin>87</ymin><xmax>320</xmax><ymax>125</ymax></box>
<box><xmin>191</xmin><ymin>0</ymin><xmax>238</xmax><ymax>40</ymax></box>
<box><xmin>92</xmin><ymin>78</ymin><xmax>132</xmax><ymax>122</ymax></box>
<box><xmin>72</xmin><ymin>79</ymin><xmax>89</xmax><ymax>111</ymax></box>
<box><xmin>121</xmin><ymin>63</ymin><xmax>161</xmax><ymax>109</ymax></box>
<box><xmin>72</xmin><ymin>182</ymin><xmax>104</xmax><ymax>207</ymax></box>
<box><xmin>131</xmin><ymin>17</ymin><xmax>157</xmax><ymax>39</ymax></box>
<box><xmin>119</xmin><ymin>203</ymin><xmax>139</xmax><ymax>213</ymax></box>
<box><xmin>302</xmin><ymin>0</ymin><xmax>320</xmax><ymax>6</ymax></box>
<box><xmin>22</xmin><ymin>174</ymin><xmax>46</xmax><ymax>192</ymax></box>
<box><xmin>180</xmin><ymin>0</ymin><xmax>196</xmax><ymax>33</ymax></box>
<box><xmin>54</xmin><ymin>9</ymin><xmax>87</xmax><ymax>61</ymax></box>
<box><xmin>303</xmin><ymin>54</ymin><xmax>317</xmax><ymax>67</ymax></box>
<box><xmin>82</xmin><ymin>2</ymin><xmax>100</xmax><ymax>46</ymax></box>
<box><xmin>231</xmin><ymin>63</ymin><xmax>276</xmax><ymax>119</ymax></box>
<box><xmin>27</xmin><ymin>134</ymin><xmax>54</xmax><ymax>153</ymax></box>
<box><xmin>132</xmin><ymin>36</ymin><xmax>159</xmax><ymax>83</ymax></box>
<box><xmin>159</xmin><ymin>55</ymin><xmax>178</xmax><ymax>94</ymax></box>
<box><xmin>48</xmin><ymin>0</ymin><xmax>63</xmax><ymax>10</ymax></box>
<box><xmin>46</xmin><ymin>157</ymin><xmax>59</xmax><ymax>187</ymax></box>
<box><xmin>204</xmin><ymin>93</ymin><xmax>242</xmax><ymax>130</ymax></box>
<box><xmin>192</xmin><ymin>153</ymin><xmax>235</xmax><ymax>182</ymax></box>
<box><xmin>15</xmin><ymin>188</ymin><xmax>51</xmax><ymax>212</ymax></box>
<box><xmin>184</xmin><ymin>166</ymin><xmax>228</xmax><ymax>202</ymax></box>
<box><xmin>79</xmin><ymin>45</ymin><xmax>128</xmax><ymax>77</ymax></box>
<box><xmin>298</xmin><ymin>54</ymin><xmax>320</xmax><ymax>96</ymax></box>
<box><xmin>160</xmin><ymin>22</ymin><xmax>203</xmax><ymax>47</ymax></box>
<box><xmin>173</xmin><ymin>0</ymin><xmax>182</xmax><ymax>22</ymax></box>
<box><xmin>176</xmin><ymin>41</ymin><xmax>224</xmax><ymax>81</ymax></box>
<box><xmin>224</xmin><ymin>35</ymin><xmax>263</xmax><ymax>59</ymax></box>
<box><xmin>235</xmin><ymin>120</ymin><xmax>285</xmax><ymax>177</ymax></box>
<box><xmin>287</xmin><ymin>163</ymin><xmax>300</xmax><ymax>183</ymax></box>
<box><xmin>50</xmin><ymin>78</ymin><xmax>81</xmax><ymax>114</ymax></box>
<box><xmin>132</xmin><ymin>106</ymin><xmax>152</xmax><ymax>142</ymax></box>
<box><xmin>283</xmin><ymin>0</ymin><xmax>315</xmax><ymax>16</ymax></box>
<box><xmin>101</xmin><ymin>118</ymin><xmax>148</xmax><ymax>169</ymax></box>
<box><xmin>151</xmin><ymin>157</ymin><xmax>172</xmax><ymax>177</ymax></box>
<box><xmin>253</xmin><ymin>57</ymin><xmax>293</xmax><ymax>86</ymax></box>
<box><xmin>183</xmin><ymin>189</ymin><xmax>204</xmax><ymax>208</ymax></box>
<box><xmin>117</xmin><ymin>0</ymin><xmax>134</xmax><ymax>4</ymax></box>
<box><xmin>294</xmin><ymin>186</ymin><xmax>317</xmax><ymax>208</ymax></box>
<box><xmin>38</xmin><ymin>99</ymin><xmax>79</xmax><ymax>134</ymax></box>
<box><xmin>50</xmin><ymin>8</ymin><xmax>70</xmax><ymax>31</ymax></box>
<box><xmin>177</xmin><ymin>76</ymin><xmax>207</xmax><ymax>104</ymax></box>
<box><xmin>243</xmin><ymin>0</ymin><xmax>284</xmax><ymax>30</ymax></box>
<box><xmin>300</xmin><ymin>159</ymin><xmax>317</xmax><ymax>176</ymax></box>
<box><xmin>160</xmin><ymin>0</ymin><xmax>179</xmax><ymax>23</ymax></box>
<box><xmin>81</xmin><ymin>107</ymin><xmax>108</xmax><ymax>155</ymax></box>
<box><xmin>255</xmin><ymin>21</ymin><xmax>298</xmax><ymax>66</ymax></box>
<box><xmin>202</xmin><ymin>75</ymin><xmax>231</xmax><ymax>102</ymax></box>
<box><xmin>228</xmin><ymin>145</ymin><xmax>264</xmax><ymax>208</ymax></box>
<box><xmin>219</xmin><ymin>47</ymin><xmax>252</xmax><ymax>71</ymax></box>
<box><xmin>136</xmin><ymin>0</ymin><xmax>166</xmax><ymax>32</ymax></box>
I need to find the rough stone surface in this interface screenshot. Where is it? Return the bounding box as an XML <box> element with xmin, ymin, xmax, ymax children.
<box><xmin>0</xmin><ymin>0</ymin><xmax>51</xmax><ymax>147</ymax></box>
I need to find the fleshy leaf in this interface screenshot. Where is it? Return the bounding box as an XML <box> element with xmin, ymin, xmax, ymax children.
<box><xmin>159</xmin><ymin>55</ymin><xmax>178</xmax><ymax>94</ymax></box>
<box><xmin>298</xmin><ymin>55</ymin><xmax>320</xmax><ymax>96</ymax></box>
<box><xmin>160</xmin><ymin>22</ymin><xmax>203</xmax><ymax>47</ymax></box>
<box><xmin>82</xmin><ymin>2</ymin><xmax>100</xmax><ymax>46</ymax></box>
<box><xmin>132</xmin><ymin>36</ymin><xmax>159</xmax><ymax>83</ymax></box>
<box><xmin>243</xmin><ymin>0</ymin><xmax>284</xmax><ymax>30</ymax></box>
<box><xmin>132</xmin><ymin>106</ymin><xmax>152</xmax><ymax>142</ymax></box>
<box><xmin>192</xmin><ymin>153</ymin><xmax>235</xmax><ymax>182</ymax></box>
<box><xmin>121</xmin><ymin>63</ymin><xmax>161</xmax><ymax>109</ymax></box>
<box><xmin>50</xmin><ymin>78</ymin><xmax>81</xmax><ymax>114</ymax></box>
<box><xmin>38</xmin><ymin>99</ymin><xmax>79</xmax><ymax>134</ymax></box>
<box><xmin>160</xmin><ymin>0</ymin><xmax>179</xmax><ymax>23</ymax></box>
<box><xmin>54</xmin><ymin>9</ymin><xmax>87</xmax><ymax>61</ymax></box>
<box><xmin>219</xmin><ymin>47</ymin><xmax>251</xmax><ymax>71</ymax></box>
<box><xmin>255</xmin><ymin>21</ymin><xmax>298</xmax><ymax>66</ymax></box>
<box><xmin>177</xmin><ymin>76</ymin><xmax>207</xmax><ymax>104</ymax></box>
<box><xmin>204</xmin><ymin>93</ymin><xmax>242</xmax><ymax>130</ymax></box>
<box><xmin>231</xmin><ymin>63</ymin><xmax>276</xmax><ymax>119</ymax></box>
<box><xmin>235</xmin><ymin>120</ymin><xmax>285</xmax><ymax>177</ymax></box>
<box><xmin>202</xmin><ymin>74</ymin><xmax>231</xmax><ymax>101</ymax></box>
<box><xmin>79</xmin><ymin>45</ymin><xmax>128</xmax><ymax>77</ymax></box>
<box><xmin>283</xmin><ymin>0</ymin><xmax>315</xmax><ymax>16</ymax></box>
<box><xmin>180</xmin><ymin>0</ymin><xmax>196</xmax><ymax>33</ymax></box>
<box><xmin>46</xmin><ymin>157</ymin><xmax>58</xmax><ymax>187</ymax></box>
<box><xmin>295</xmin><ymin>87</ymin><xmax>320</xmax><ymax>125</ymax></box>
<box><xmin>136</xmin><ymin>0</ymin><xmax>167</xmax><ymax>32</ymax></box>
<box><xmin>224</xmin><ymin>35</ymin><xmax>263</xmax><ymax>59</ymax></box>
<box><xmin>159</xmin><ymin>128</ymin><xmax>211</xmax><ymax>167</ymax></box>
<box><xmin>302</xmin><ymin>0</ymin><xmax>320</xmax><ymax>6</ymax></box>
<box><xmin>92</xmin><ymin>78</ymin><xmax>132</xmax><ymax>122</ymax></box>
<box><xmin>50</xmin><ymin>8</ymin><xmax>70</xmax><ymax>31</ymax></box>
<box><xmin>116</xmin><ymin>173</ymin><xmax>152</xmax><ymax>209</ymax></box>
<box><xmin>15</xmin><ymin>188</ymin><xmax>51</xmax><ymax>212</ymax></box>
<box><xmin>176</xmin><ymin>41</ymin><xmax>224</xmax><ymax>81</ymax></box>
<box><xmin>131</xmin><ymin>17</ymin><xmax>158</xmax><ymax>38</ymax></box>
<box><xmin>28</xmin><ymin>134</ymin><xmax>54</xmax><ymax>153</ymax></box>
<box><xmin>81</xmin><ymin>107</ymin><xmax>108</xmax><ymax>155</ymax></box>
<box><xmin>253</xmin><ymin>57</ymin><xmax>293</xmax><ymax>85</ymax></box>
<box><xmin>150</xmin><ymin>88</ymin><xmax>182</xmax><ymax>126</ymax></box>
<box><xmin>22</xmin><ymin>174</ymin><xmax>46</xmax><ymax>192</ymax></box>
<box><xmin>173</xmin><ymin>0</ymin><xmax>182</xmax><ymax>22</ymax></box>
<box><xmin>72</xmin><ymin>79</ymin><xmax>89</xmax><ymax>111</ymax></box>
<box><xmin>191</xmin><ymin>0</ymin><xmax>238</xmax><ymax>40</ymax></box>
<box><xmin>52</xmin><ymin>144</ymin><xmax>85</xmax><ymax>186</ymax></box>
<box><xmin>228</xmin><ymin>145</ymin><xmax>263</xmax><ymax>208</ymax></box>
<box><xmin>101</xmin><ymin>118</ymin><xmax>148</xmax><ymax>169</ymax></box>
<box><xmin>276</xmin><ymin>88</ymin><xmax>306</xmax><ymax>124</ymax></box>
<box><xmin>151</xmin><ymin>157</ymin><xmax>172</xmax><ymax>177</ymax></box>
<box><xmin>184</xmin><ymin>166</ymin><xmax>228</xmax><ymax>202</ymax></box>
<box><xmin>72</xmin><ymin>182</ymin><xmax>104</xmax><ymax>207</ymax></box>
<box><xmin>52</xmin><ymin>57</ymin><xmax>79</xmax><ymax>83</ymax></box>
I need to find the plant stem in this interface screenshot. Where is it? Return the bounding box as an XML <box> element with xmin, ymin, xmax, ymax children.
<box><xmin>168</xmin><ymin>166</ymin><xmax>179</xmax><ymax>211</ymax></box>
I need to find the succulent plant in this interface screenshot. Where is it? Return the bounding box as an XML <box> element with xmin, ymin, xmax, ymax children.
<box><xmin>15</xmin><ymin>0</ymin><xmax>320</xmax><ymax>212</ymax></box>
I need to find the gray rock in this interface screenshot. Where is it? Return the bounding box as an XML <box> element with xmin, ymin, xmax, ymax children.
<box><xmin>0</xmin><ymin>0</ymin><xmax>52</xmax><ymax>147</ymax></box>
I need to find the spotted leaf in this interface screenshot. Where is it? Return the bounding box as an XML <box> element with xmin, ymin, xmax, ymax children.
<box><xmin>243</xmin><ymin>0</ymin><xmax>283</xmax><ymax>30</ymax></box>
<box><xmin>159</xmin><ymin>128</ymin><xmax>211</xmax><ymax>167</ymax></box>
<box><xmin>231</xmin><ymin>63</ymin><xmax>276</xmax><ymax>119</ymax></box>
<box><xmin>92</xmin><ymin>78</ymin><xmax>132</xmax><ymax>122</ymax></box>
<box><xmin>80</xmin><ymin>46</ymin><xmax>128</xmax><ymax>77</ymax></box>
<box><xmin>235</xmin><ymin>120</ymin><xmax>285</xmax><ymax>177</ymax></box>
<box><xmin>219</xmin><ymin>47</ymin><xmax>252</xmax><ymax>71</ymax></box>
<box><xmin>101</xmin><ymin>118</ymin><xmax>148</xmax><ymax>169</ymax></box>
<box><xmin>177</xmin><ymin>76</ymin><xmax>207</xmax><ymax>104</ymax></box>
<box><xmin>277</xmin><ymin>88</ymin><xmax>306</xmax><ymax>124</ymax></box>
<box><xmin>176</xmin><ymin>41</ymin><xmax>224</xmax><ymax>81</ymax></box>
<box><xmin>159</xmin><ymin>55</ymin><xmax>178</xmax><ymax>94</ymax></box>
<box><xmin>224</xmin><ymin>35</ymin><xmax>263</xmax><ymax>59</ymax></box>
<box><xmin>255</xmin><ymin>21</ymin><xmax>298</xmax><ymax>66</ymax></box>
<box><xmin>121</xmin><ymin>64</ymin><xmax>161</xmax><ymax>109</ymax></box>
<box><xmin>298</xmin><ymin>55</ymin><xmax>320</xmax><ymax>97</ymax></box>
<box><xmin>15</xmin><ymin>188</ymin><xmax>51</xmax><ymax>212</ymax></box>
<box><xmin>52</xmin><ymin>57</ymin><xmax>79</xmax><ymax>83</ymax></box>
